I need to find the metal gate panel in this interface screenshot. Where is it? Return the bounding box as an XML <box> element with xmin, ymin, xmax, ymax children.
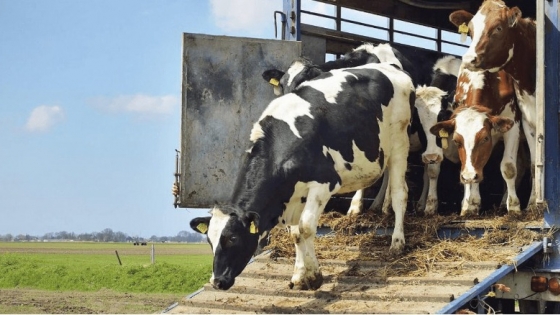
<box><xmin>179</xmin><ymin>33</ymin><xmax>301</xmax><ymax>208</ymax></box>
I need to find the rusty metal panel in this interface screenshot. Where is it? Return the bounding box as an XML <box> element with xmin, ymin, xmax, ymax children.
<box><xmin>179</xmin><ymin>33</ymin><xmax>301</xmax><ymax>208</ymax></box>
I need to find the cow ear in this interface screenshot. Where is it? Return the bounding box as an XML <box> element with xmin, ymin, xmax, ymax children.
<box><xmin>190</xmin><ymin>217</ymin><xmax>211</xmax><ymax>234</ymax></box>
<box><xmin>243</xmin><ymin>211</ymin><xmax>260</xmax><ymax>234</ymax></box>
<box><xmin>262</xmin><ymin>69</ymin><xmax>284</xmax><ymax>86</ymax></box>
<box><xmin>449</xmin><ymin>10</ymin><xmax>473</xmax><ymax>28</ymax></box>
<box><xmin>507</xmin><ymin>7</ymin><xmax>522</xmax><ymax>27</ymax></box>
<box><xmin>490</xmin><ymin>116</ymin><xmax>514</xmax><ymax>133</ymax></box>
<box><xmin>430</xmin><ymin>119</ymin><xmax>455</xmax><ymax>137</ymax></box>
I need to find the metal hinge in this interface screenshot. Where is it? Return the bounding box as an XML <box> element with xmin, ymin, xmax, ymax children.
<box><xmin>173</xmin><ymin>149</ymin><xmax>181</xmax><ymax>208</ymax></box>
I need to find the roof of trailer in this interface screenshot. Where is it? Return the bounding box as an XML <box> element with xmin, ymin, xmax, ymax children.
<box><xmin>314</xmin><ymin>0</ymin><xmax>536</xmax><ymax>32</ymax></box>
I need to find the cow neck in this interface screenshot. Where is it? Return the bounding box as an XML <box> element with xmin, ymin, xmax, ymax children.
<box><xmin>229</xmin><ymin>152</ymin><xmax>287</xmax><ymax>234</ymax></box>
<box><xmin>502</xmin><ymin>18</ymin><xmax>536</xmax><ymax>95</ymax></box>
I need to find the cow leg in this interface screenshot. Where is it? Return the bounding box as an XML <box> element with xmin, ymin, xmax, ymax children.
<box><xmin>388</xmin><ymin>154</ymin><xmax>408</xmax><ymax>252</ymax></box>
<box><xmin>521</xmin><ymin>118</ymin><xmax>537</xmax><ymax>209</ymax></box>
<box><xmin>416</xmin><ymin>165</ymin><xmax>428</xmax><ymax>213</ymax></box>
<box><xmin>289</xmin><ymin>183</ymin><xmax>330</xmax><ymax>290</ymax></box>
<box><xmin>347</xmin><ymin>189</ymin><xmax>363</xmax><ymax>216</ymax></box>
<box><xmin>500</xmin><ymin>123</ymin><xmax>521</xmax><ymax>214</ymax></box>
<box><xmin>381</xmin><ymin>177</ymin><xmax>392</xmax><ymax>216</ymax></box>
<box><xmin>461</xmin><ymin>183</ymin><xmax>481</xmax><ymax>216</ymax></box>
<box><xmin>423</xmin><ymin>163</ymin><xmax>440</xmax><ymax>215</ymax></box>
<box><xmin>367</xmin><ymin>169</ymin><xmax>389</xmax><ymax>213</ymax></box>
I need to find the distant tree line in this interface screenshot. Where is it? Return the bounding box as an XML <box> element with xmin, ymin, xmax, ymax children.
<box><xmin>0</xmin><ymin>228</ymin><xmax>205</xmax><ymax>243</ymax></box>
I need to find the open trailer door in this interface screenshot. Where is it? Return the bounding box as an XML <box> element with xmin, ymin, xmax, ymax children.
<box><xmin>175</xmin><ymin>33</ymin><xmax>301</xmax><ymax>208</ymax></box>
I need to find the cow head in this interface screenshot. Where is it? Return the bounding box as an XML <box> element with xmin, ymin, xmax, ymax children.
<box><xmin>262</xmin><ymin>58</ymin><xmax>323</xmax><ymax>95</ymax></box>
<box><xmin>430</xmin><ymin>106</ymin><xmax>513</xmax><ymax>184</ymax></box>
<box><xmin>449</xmin><ymin>1</ymin><xmax>522</xmax><ymax>72</ymax></box>
<box><xmin>415</xmin><ymin>86</ymin><xmax>449</xmax><ymax>165</ymax></box>
<box><xmin>190</xmin><ymin>206</ymin><xmax>260</xmax><ymax>290</ymax></box>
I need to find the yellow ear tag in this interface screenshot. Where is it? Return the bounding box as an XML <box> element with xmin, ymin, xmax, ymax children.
<box><xmin>249</xmin><ymin>221</ymin><xmax>258</xmax><ymax>234</ymax></box>
<box><xmin>439</xmin><ymin>129</ymin><xmax>449</xmax><ymax>150</ymax></box>
<box><xmin>197</xmin><ymin>223</ymin><xmax>208</xmax><ymax>234</ymax></box>
<box><xmin>458</xmin><ymin>23</ymin><xmax>469</xmax><ymax>43</ymax></box>
<box><xmin>269</xmin><ymin>78</ymin><xmax>279</xmax><ymax>87</ymax></box>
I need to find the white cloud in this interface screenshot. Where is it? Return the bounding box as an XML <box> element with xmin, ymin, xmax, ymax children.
<box><xmin>91</xmin><ymin>94</ymin><xmax>179</xmax><ymax>116</ymax></box>
<box><xmin>210</xmin><ymin>0</ymin><xmax>281</xmax><ymax>34</ymax></box>
<box><xmin>25</xmin><ymin>105</ymin><xmax>65</xmax><ymax>133</ymax></box>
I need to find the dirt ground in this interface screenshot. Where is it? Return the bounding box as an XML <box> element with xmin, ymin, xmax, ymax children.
<box><xmin>0</xmin><ymin>288</ymin><xmax>183</xmax><ymax>314</ymax></box>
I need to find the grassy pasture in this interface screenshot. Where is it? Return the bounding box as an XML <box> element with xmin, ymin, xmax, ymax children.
<box><xmin>0</xmin><ymin>242</ymin><xmax>213</xmax><ymax>294</ymax></box>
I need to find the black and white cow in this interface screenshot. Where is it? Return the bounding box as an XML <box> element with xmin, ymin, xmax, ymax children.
<box><xmin>191</xmin><ymin>61</ymin><xmax>415</xmax><ymax>291</ymax></box>
<box><xmin>263</xmin><ymin>43</ymin><xmax>428</xmax><ymax>216</ymax></box>
<box><xmin>413</xmin><ymin>55</ymin><xmax>462</xmax><ymax>214</ymax></box>
<box><xmin>262</xmin><ymin>43</ymin><xmax>418</xmax><ymax>95</ymax></box>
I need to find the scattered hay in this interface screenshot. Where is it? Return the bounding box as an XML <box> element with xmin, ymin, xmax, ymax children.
<box><xmin>264</xmin><ymin>207</ymin><xmax>549</xmax><ymax>278</ymax></box>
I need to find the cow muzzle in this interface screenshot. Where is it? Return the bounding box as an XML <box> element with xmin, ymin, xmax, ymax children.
<box><xmin>422</xmin><ymin>153</ymin><xmax>443</xmax><ymax>165</ymax></box>
<box><xmin>212</xmin><ymin>276</ymin><xmax>235</xmax><ymax>290</ymax></box>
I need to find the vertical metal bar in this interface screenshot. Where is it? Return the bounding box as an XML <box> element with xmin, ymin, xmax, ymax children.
<box><xmin>436</xmin><ymin>28</ymin><xmax>442</xmax><ymax>52</ymax></box>
<box><xmin>389</xmin><ymin>18</ymin><xmax>394</xmax><ymax>43</ymax></box>
<box><xmin>151</xmin><ymin>244</ymin><xmax>155</xmax><ymax>264</ymax></box>
<box><xmin>543</xmin><ymin>0</ymin><xmax>560</xmax><ymax>230</ymax></box>
<box><xmin>535</xmin><ymin>0</ymin><xmax>545</xmax><ymax>207</ymax></box>
<box><xmin>336</xmin><ymin>5</ymin><xmax>341</xmax><ymax>31</ymax></box>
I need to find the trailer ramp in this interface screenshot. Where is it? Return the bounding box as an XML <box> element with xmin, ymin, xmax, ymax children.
<box><xmin>167</xmin><ymin>240</ymin><xmax>541</xmax><ymax>314</ymax></box>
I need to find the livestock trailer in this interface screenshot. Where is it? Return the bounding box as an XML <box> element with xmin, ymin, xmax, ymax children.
<box><xmin>173</xmin><ymin>0</ymin><xmax>560</xmax><ymax>313</ymax></box>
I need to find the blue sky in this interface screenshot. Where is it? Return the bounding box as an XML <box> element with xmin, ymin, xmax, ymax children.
<box><xmin>0</xmin><ymin>0</ymin><xmax>467</xmax><ymax>239</ymax></box>
<box><xmin>0</xmin><ymin>0</ymin><xmax>282</xmax><ymax>238</ymax></box>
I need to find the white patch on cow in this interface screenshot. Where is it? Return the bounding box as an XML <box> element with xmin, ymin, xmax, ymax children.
<box><xmin>457</xmin><ymin>67</ymin><xmax>486</xmax><ymax>103</ymax></box>
<box><xmin>280</xmin><ymin>181</ymin><xmax>307</xmax><ymax>226</ymax></box>
<box><xmin>207</xmin><ymin>207</ymin><xmax>230</xmax><ymax>255</ymax></box>
<box><xmin>354</xmin><ymin>43</ymin><xmax>375</xmax><ymax>53</ymax></box>
<box><xmin>371</xmin><ymin>43</ymin><xmax>403</xmax><ymax>69</ymax></box>
<box><xmin>286</xmin><ymin>61</ymin><xmax>306</xmax><ymax>89</ymax></box>
<box><xmin>300</xmin><ymin>69</ymin><xmax>357</xmax><ymax>104</ymax></box>
<box><xmin>323</xmin><ymin>140</ymin><xmax>384</xmax><ymax>194</ymax></box>
<box><xmin>254</xmin><ymin>93</ymin><xmax>313</xmax><ymax>139</ymax></box>
<box><xmin>455</xmin><ymin>108</ymin><xmax>486</xmax><ymax>179</ymax></box>
<box><xmin>280</xmin><ymin>180</ymin><xmax>340</xmax><ymax>228</ymax></box>
<box><xmin>433</xmin><ymin>55</ymin><xmax>462</xmax><ymax>76</ymax></box>
<box><xmin>462</xmin><ymin>11</ymin><xmax>487</xmax><ymax>65</ymax></box>
<box><xmin>354</xmin><ymin>43</ymin><xmax>403</xmax><ymax>69</ymax></box>
<box><xmin>249</xmin><ymin>124</ymin><xmax>265</xmax><ymax>142</ymax></box>
<box><xmin>207</xmin><ymin>207</ymin><xmax>230</xmax><ymax>283</ymax></box>
<box><xmin>515</xmin><ymin>87</ymin><xmax>536</xmax><ymax>130</ymax></box>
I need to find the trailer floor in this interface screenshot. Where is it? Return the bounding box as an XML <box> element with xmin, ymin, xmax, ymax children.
<box><xmin>167</xmin><ymin>210</ymin><xmax>546</xmax><ymax>314</ymax></box>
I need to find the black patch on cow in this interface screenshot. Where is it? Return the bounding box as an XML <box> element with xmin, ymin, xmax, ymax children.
<box><xmin>321</xmin><ymin>49</ymin><xmax>381</xmax><ymax>71</ymax></box>
<box><xmin>301</xmin><ymin>196</ymin><xmax>306</xmax><ymax>203</ymax></box>
<box><xmin>344</xmin><ymin>163</ymin><xmax>352</xmax><ymax>171</ymax></box>
<box><xmin>431</xmin><ymin>71</ymin><xmax>458</xmax><ymax>97</ymax></box>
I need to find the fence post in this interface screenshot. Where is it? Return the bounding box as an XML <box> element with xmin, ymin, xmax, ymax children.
<box><xmin>151</xmin><ymin>244</ymin><xmax>155</xmax><ymax>264</ymax></box>
<box><xmin>115</xmin><ymin>250</ymin><xmax>122</xmax><ymax>266</ymax></box>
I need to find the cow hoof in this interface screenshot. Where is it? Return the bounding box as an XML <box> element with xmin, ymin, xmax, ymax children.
<box><xmin>507</xmin><ymin>209</ymin><xmax>522</xmax><ymax>217</ymax></box>
<box><xmin>390</xmin><ymin>240</ymin><xmax>405</xmax><ymax>253</ymax></box>
<box><xmin>460</xmin><ymin>209</ymin><xmax>478</xmax><ymax>216</ymax></box>
<box><xmin>289</xmin><ymin>272</ymin><xmax>323</xmax><ymax>290</ymax></box>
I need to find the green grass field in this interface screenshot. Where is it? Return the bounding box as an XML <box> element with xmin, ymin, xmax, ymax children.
<box><xmin>0</xmin><ymin>242</ymin><xmax>213</xmax><ymax>294</ymax></box>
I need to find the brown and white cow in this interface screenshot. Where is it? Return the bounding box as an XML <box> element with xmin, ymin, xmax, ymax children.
<box><xmin>449</xmin><ymin>0</ymin><xmax>536</xmax><ymax>208</ymax></box>
<box><xmin>431</xmin><ymin>66</ymin><xmax>521</xmax><ymax>216</ymax></box>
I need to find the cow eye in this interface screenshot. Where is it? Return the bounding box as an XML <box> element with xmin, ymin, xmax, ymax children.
<box><xmin>481</xmin><ymin>136</ymin><xmax>490</xmax><ymax>144</ymax></box>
